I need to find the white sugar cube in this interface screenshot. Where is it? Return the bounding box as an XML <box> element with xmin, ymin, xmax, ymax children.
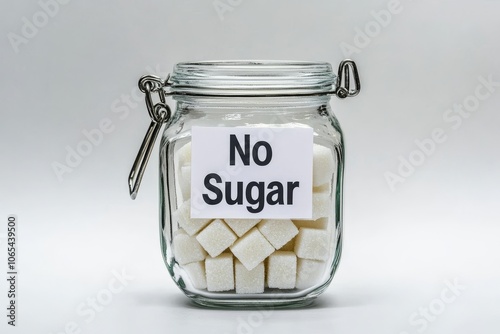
<box><xmin>313</xmin><ymin>144</ymin><xmax>335</xmax><ymax>187</ymax></box>
<box><xmin>235</xmin><ymin>260</ymin><xmax>265</xmax><ymax>294</ymax></box>
<box><xmin>279</xmin><ymin>238</ymin><xmax>295</xmax><ymax>251</ymax></box>
<box><xmin>174</xmin><ymin>142</ymin><xmax>192</xmax><ymax>201</ymax></box>
<box><xmin>257</xmin><ymin>219</ymin><xmax>298</xmax><ymax>250</ymax></box>
<box><xmin>205</xmin><ymin>253</ymin><xmax>234</xmax><ymax>292</ymax></box>
<box><xmin>312</xmin><ymin>192</ymin><xmax>331</xmax><ymax>220</ymax></box>
<box><xmin>313</xmin><ymin>182</ymin><xmax>331</xmax><ymax>194</ymax></box>
<box><xmin>174</xmin><ymin>200</ymin><xmax>212</xmax><ymax>236</ymax></box>
<box><xmin>296</xmin><ymin>259</ymin><xmax>326</xmax><ymax>289</ymax></box>
<box><xmin>179</xmin><ymin>165</ymin><xmax>191</xmax><ymax>200</ymax></box>
<box><xmin>293</xmin><ymin>217</ymin><xmax>329</xmax><ymax>230</ymax></box>
<box><xmin>173</xmin><ymin>229</ymin><xmax>206</xmax><ymax>265</ymax></box>
<box><xmin>196</xmin><ymin>219</ymin><xmax>237</xmax><ymax>257</ymax></box>
<box><xmin>230</xmin><ymin>228</ymin><xmax>274</xmax><ymax>271</ymax></box>
<box><xmin>267</xmin><ymin>251</ymin><xmax>297</xmax><ymax>289</ymax></box>
<box><xmin>175</xmin><ymin>141</ymin><xmax>191</xmax><ymax>168</ymax></box>
<box><xmin>294</xmin><ymin>228</ymin><xmax>330</xmax><ymax>261</ymax></box>
<box><xmin>183</xmin><ymin>261</ymin><xmax>207</xmax><ymax>290</ymax></box>
<box><xmin>224</xmin><ymin>219</ymin><xmax>261</xmax><ymax>237</ymax></box>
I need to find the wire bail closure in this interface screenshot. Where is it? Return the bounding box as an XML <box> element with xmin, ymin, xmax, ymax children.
<box><xmin>128</xmin><ymin>75</ymin><xmax>171</xmax><ymax>199</ymax></box>
<box><xmin>128</xmin><ymin>60</ymin><xmax>360</xmax><ymax>199</ymax></box>
<box><xmin>335</xmin><ymin>60</ymin><xmax>361</xmax><ymax>99</ymax></box>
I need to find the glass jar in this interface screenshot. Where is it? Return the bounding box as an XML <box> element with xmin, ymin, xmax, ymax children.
<box><xmin>128</xmin><ymin>60</ymin><xmax>360</xmax><ymax>308</ymax></box>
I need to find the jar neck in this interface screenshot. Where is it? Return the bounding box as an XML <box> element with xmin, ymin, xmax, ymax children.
<box><xmin>173</xmin><ymin>95</ymin><xmax>332</xmax><ymax>110</ymax></box>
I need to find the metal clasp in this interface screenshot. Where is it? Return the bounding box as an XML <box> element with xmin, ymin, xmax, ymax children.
<box><xmin>128</xmin><ymin>75</ymin><xmax>171</xmax><ymax>199</ymax></box>
<box><xmin>335</xmin><ymin>60</ymin><xmax>361</xmax><ymax>99</ymax></box>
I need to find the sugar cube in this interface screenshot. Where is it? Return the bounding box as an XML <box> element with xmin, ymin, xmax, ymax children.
<box><xmin>205</xmin><ymin>253</ymin><xmax>234</xmax><ymax>292</ymax></box>
<box><xmin>294</xmin><ymin>228</ymin><xmax>330</xmax><ymax>261</ymax></box>
<box><xmin>267</xmin><ymin>251</ymin><xmax>297</xmax><ymax>289</ymax></box>
<box><xmin>235</xmin><ymin>260</ymin><xmax>265</xmax><ymax>294</ymax></box>
<box><xmin>179</xmin><ymin>165</ymin><xmax>191</xmax><ymax>200</ymax></box>
<box><xmin>183</xmin><ymin>261</ymin><xmax>207</xmax><ymax>290</ymax></box>
<box><xmin>174</xmin><ymin>200</ymin><xmax>212</xmax><ymax>236</ymax></box>
<box><xmin>313</xmin><ymin>144</ymin><xmax>335</xmax><ymax>187</ymax></box>
<box><xmin>174</xmin><ymin>142</ymin><xmax>192</xmax><ymax>201</ymax></box>
<box><xmin>230</xmin><ymin>228</ymin><xmax>274</xmax><ymax>271</ymax></box>
<box><xmin>279</xmin><ymin>238</ymin><xmax>295</xmax><ymax>251</ymax></box>
<box><xmin>175</xmin><ymin>141</ymin><xmax>191</xmax><ymax>168</ymax></box>
<box><xmin>224</xmin><ymin>218</ymin><xmax>261</xmax><ymax>237</ymax></box>
<box><xmin>196</xmin><ymin>219</ymin><xmax>237</xmax><ymax>257</ymax></box>
<box><xmin>312</xmin><ymin>191</ymin><xmax>331</xmax><ymax>220</ymax></box>
<box><xmin>173</xmin><ymin>229</ymin><xmax>206</xmax><ymax>265</ymax></box>
<box><xmin>257</xmin><ymin>219</ymin><xmax>298</xmax><ymax>250</ymax></box>
<box><xmin>296</xmin><ymin>259</ymin><xmax>326</xmax><ymax>289</ymax></box>
<box><xmin>293</xmin><ymin>217</ymin><xmax>329</xmax><ymax>230</ymax></box>
<box><xmin>313</xmin><ymin>182</ymin><xmax>331</xmax><ymax>194</ymax></box>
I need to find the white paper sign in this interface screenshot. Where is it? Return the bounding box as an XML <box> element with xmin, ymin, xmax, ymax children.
<box><xmin>190</xmin><ymin>126</ymin><xmax>313</xmax><ymax>219</ymax></box>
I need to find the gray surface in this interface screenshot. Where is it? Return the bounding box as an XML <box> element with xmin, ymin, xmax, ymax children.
<box><xmin>1</xmin><ymin>1</ymin><xmax>499</xmax><ymax>333</ymax></box>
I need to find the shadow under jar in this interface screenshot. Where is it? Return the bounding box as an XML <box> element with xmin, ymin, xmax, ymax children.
<box><xmin>129</xmin><ymin>60</ymin><xmax>360</xmax><ymax>308</ymax></box>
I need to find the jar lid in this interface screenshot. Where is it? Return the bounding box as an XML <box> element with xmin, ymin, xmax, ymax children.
<box><xmin>168</xmin><ymin>61</ymin><xmax>338</xmax><ymax>97</ymax></box>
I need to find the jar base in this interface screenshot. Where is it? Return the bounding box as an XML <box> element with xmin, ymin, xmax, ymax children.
<box><xmin>186</xmin><ymin>293</ymin><xmax>319</xmax><ymax>309</ymax></box>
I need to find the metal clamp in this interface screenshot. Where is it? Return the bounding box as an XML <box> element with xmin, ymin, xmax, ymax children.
<box><xmin>128</xmin><ymin>75</ymin><xmax>171</xmax><ymax>199</ymax></box>
<box><xmin>335</xmin><ymin>60</ymin><xmax>361</xmax><ymax>99</ymax></box>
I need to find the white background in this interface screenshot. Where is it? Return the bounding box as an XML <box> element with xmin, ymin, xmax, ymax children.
<box><xmin>1</xmin><ymin>1</ymin><xmax>499</xmax><ymax>333</ymax></box>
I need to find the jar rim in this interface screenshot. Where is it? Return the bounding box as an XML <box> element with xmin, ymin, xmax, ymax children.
<box><xmin>168</xmin><ymin>60</ymin><xmax>337</xmax><ymax>97</ymax></box>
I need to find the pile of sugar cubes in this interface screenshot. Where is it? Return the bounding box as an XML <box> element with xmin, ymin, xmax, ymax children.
<box><xmin>171</xmin><ymin>142</ymin><xmax>335</xmax><ymax>293</ymax></box>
